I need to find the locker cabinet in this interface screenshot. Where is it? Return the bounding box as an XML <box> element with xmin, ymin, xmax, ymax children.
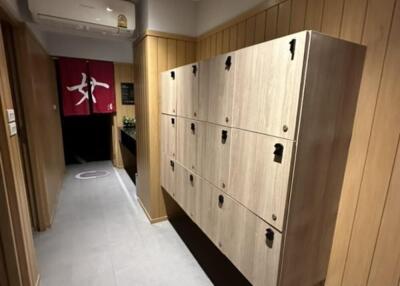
<box><xmin>175</xmin><ymin>163</ymin><xmax>198</xmax><ymax>220</ymax></box>
<box><xmin>176</xmin><ymin>117</ymin><xmax>205</xmax><ymax>172</ymax></box>
<box><xmin>200</xmin><ymin>52</ymin><xmax>235</xmax><ymax>126</ymax></box>
<box><xmin>201</xmin><ymin>123</ymin><xmax>232</xmax><ymax>191</ymax></box>
<box><xmin>232</xmin><ymin>33</ymin><xmax>307</xmax><ymax>140</ymax></box>
<box><xmin>160</xmin><ymin>69</ymin><xmax>176</xmax><ymax>115</ymax></box>
<box><xmin>160</xmin><ymin>31</ymin><xmax>365</xmax><ymax>286</ymax></box>
<box><xmin>228</xmin><ymin>129</ymin><xmax>294</xmax><ymax>230</ymax></box>
<box><xmin>160</xmin><ymin>114</ymin><xmax>176</xmax><ymax>159</ymax></box>
<box><xmin>160</xmin><ymin>155</ymin><xmax>175</xmax><ymax>197</ymax></box>
<box><xmin>176</xmin><ymin>63</ymin><xmax>200</xmax><ymax>120</ymax></box>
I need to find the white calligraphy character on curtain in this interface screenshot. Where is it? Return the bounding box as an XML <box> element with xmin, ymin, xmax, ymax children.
<box><xmin>67</xmin><ymin>73</ymin><xmax>110</xmax><ymax>106</ymax></box>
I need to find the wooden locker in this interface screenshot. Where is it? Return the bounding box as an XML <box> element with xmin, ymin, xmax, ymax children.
<box><xmin>176</xmin><ymin>117</ymin><xmax>205</xmax><ymax>172</ymax></box>
<box><xmin>201</xmin><ymin>123</ymin><xmax>232</xmax><ymax>191</ymax></box>
<box><xmin>160</xmin><ymin>69</ymin><xmax>177</xmax><ymax>115</ymax></box>
<box><xmin>218</xmin><ymin>191</ymin><xmax>282</xmax><ymax>286</ymax></box>
<box><xmin>232</xmin><ymin>32</ymin><xmax>308</xmax><ymax>140</ymax></box>
<box><xmin>196</xmin><ymin>178</ymin><xmax>224</xmax><ymax>245</ymax></box>
<box><xmin>160</xmin><ymin>155</ymin><xmax>175</xmax><ymax>197</ymax></box>
<box><xmin>200</xmin><ymin>52</ymin><xmax>235</xmax><ymax>126</ymax></box>
<box><xmin>160</xmin><ymin>114</ymin><xmax>176</xmax><ymax>159</ymax></box>
<box><xmin>175</xmin><ymin>163</ymin><xmax>198</xmax><ymax>220</ymax></box>
<box><xmin>228</xmin><ymin>129</ymin><xmax>294</xmax><ymax>230</ymax></box>
<box><xmin>176</xmin><ymin>63</ymin><xmax>199</xmax><ymax>119</ymax></box>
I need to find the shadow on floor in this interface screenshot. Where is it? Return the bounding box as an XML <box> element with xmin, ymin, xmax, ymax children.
<box><xmin>165</xmin><ymin>194</ymin><xmax>251</xmax><ymax>286</ymax></box>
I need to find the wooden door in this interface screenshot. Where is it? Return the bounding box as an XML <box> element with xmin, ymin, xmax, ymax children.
<box><xmin>201</xmin><ymin>123</ymin><xmax>231</xmax><ymax>190</ymax></box>
<box><xmin>200</xmin><ymin>52</ymin><xmax>235</xmax><ymax>126</ymax></box>
<box><xmin>176</xmin><ymin>117</ymin><xmax>205</xmax><ymax>172</ymax></box>
<box><xmin>219</xmin><ymin>192</ymin><xmax>282</xmax><ymax>286</ymax></box>
<box><xmin>232</xmin><ymin>32</ymin><xmax>308</xmax><ymax>140</ymax></box>
<box><xmin>160</xmin><ymin>114</ymin><xmax>176</xmax><ymax>159</ymax></box>
<box><xmin>160</xmin><ymin>155</ymin><xmax>175</xmax><ymax>197</ymax></box>
<box><xmin>228</xmin><ymin>129</ymin><xmax>294</xmax><ymax>231</ymax></box>
<box><xmin>160</xmin><ymin>69</ymin><xmax>177</xmax><ymax>115</ymax></box>
<box><xmin>176</xmin><ymin>63</ymin><xmax>199</xmax><ymax>120</ymax></box>
<box><xmin>196</xmin><ymin>178</ymin><xmax>224</xmax><ymax>245</ymax></box>
<box><xmin>175</xmin><ymin>163</ymin><xmax>198</xmax><ymax>220</ymax></box>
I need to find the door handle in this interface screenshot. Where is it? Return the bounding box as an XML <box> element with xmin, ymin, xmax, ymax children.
<box><xmin>170</xmin><ymin>71</ymin><xmax>175</xmax><ymax>79</ymax></box>
<box><xmin>191</xmin><ymin>123</ymin><xmax>196</xmax><ymax>134</ymax></box>
<box><xmin>218</xmin><ymin>194</ymin><xmax>224</xmax><ymax>208</ymax></box>
<box><xmin>170</xmin><ymin>160</ymin><xmax>174</xmax><ymax>171</ymax></box>
<box><xmin>273</xmin><ymin>143</ymin><xmax>284</xmax><ymax>163</ymax></box>
<box><xmin>189</xmin><ymin>174</ymin><xmax>194</xmax><ymax>185</ymax></box>
<box><xmin>221</xmin><ymin>130</ymin><xmax>228</xmax><ymax>144</ymax></box>
<box><xmin>266</xmin><ymin>228</ymin><xmax>274</xmax><ymax>248</ymax></box>
<box><xmin>225</xmin><ymin>56</ymin><xmax>232</xmax><ymax>71</ymax></box>
<box><xmin>289</xmin><ymin>39</ymin><xmax>296</xmax><ymax>60</ymax></box>
<box><xmin>171</xmin><ymin>118</ymin><xmax>175</xmax><ymax>125</ymax></box>
<box><xmin>192</xmin><ymin>65</ymin><xmax>197</xmax><ymax>75</ymax></box>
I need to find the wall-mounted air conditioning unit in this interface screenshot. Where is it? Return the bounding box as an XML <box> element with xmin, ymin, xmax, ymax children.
<box><xmin>27</xmin><ymin>0</ymin><xmax>136</xmax><ymax>38</ymax></box>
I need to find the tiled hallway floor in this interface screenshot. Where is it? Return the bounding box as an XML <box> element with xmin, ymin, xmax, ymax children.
<box><xmin>34</xmin><ymin>161</ymin><xmax>212</xmax><ymax>286</ymax></box>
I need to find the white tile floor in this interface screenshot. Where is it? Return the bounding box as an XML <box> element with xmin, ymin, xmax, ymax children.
<box><xmin>34</xmin><ymin>161</ymin><xmax>212</xmax><ymax>286</ymax></box>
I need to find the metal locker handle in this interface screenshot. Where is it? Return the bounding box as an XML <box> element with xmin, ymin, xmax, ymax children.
<box><xmin>273</xmin><ymin>143</ymin><xmax>284</xmax><ymax>163</ymax></box>
<box><xmin>170</xmin><ymin>71</ymin><xmax>175</xmax><ymax>79</ymax></box>
<box><xmin>191</xmin><ymin>123</ymin><xmax>196</xmax><ymax>134</ymax></box>
<box><xmin>221</xmin><ymin>130</ymin><xmax>228</xmax><ymax>144</ymax></box>
<box><xmin>171</xmin><ymin>118</ymin><xmax>175</xmax><ymax>125</ymax></box>
<box><xmin>192</xmin><ymin>65</ymin><xmax>197</xmax><ymax>75</ymax></box>
<box><xmin>289</xmin><ymin>39</ymin><xmax>296</xmax><ymax>60</ymax></box>
<box><xmin>266</xmin><ymin>228</ymin><xmax>274</xmax><ymax>248</ymax></box>
<box><xmin>218</xmin><ymin>195</ymin><xmax>224</xmax><ymax>208</ymax></box>
<box><xmin>225</xmin><ymin>56</ymin><xmax>232</xmax><ymax>70</ymax></box>
<box><xmin>189</xmin><ymin>174</ymin><xmax>194</xmax><ymax>185</ymax></box>
<box><xmin>170</xmin><ymin>160</ymin><xmax>174</xmax><ymax>171</ymax></box>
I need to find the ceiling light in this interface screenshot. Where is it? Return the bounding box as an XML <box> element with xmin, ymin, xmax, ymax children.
<box><xmin>106</xmin><ymin>7</ymin><xmax>113</xmax><ymax>12</ymax></box>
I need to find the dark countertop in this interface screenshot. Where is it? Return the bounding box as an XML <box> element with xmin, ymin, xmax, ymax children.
<box><xmin>120</xmin><ymin>127</ymin><xmax>136</xmax><ymax>141</ymax></box>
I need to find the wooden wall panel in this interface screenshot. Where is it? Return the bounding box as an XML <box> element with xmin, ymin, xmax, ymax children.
<box><xmin>134</xmin><ymin>33</ymin><xmax>196</xmax><ymax>221</ymax></box>
<box><xmin>192</xmin><ymin>0</ymin><xmax>400</xmax><ymax>284</ymax></box>
<box><xmin>112</xmin><ymin>63</ymin><xmax>135</xmax><ymax>168</ymax></box>
<box><xmin>254</xmin><ymin>12</ymin><xmax>266</xmax><ymax>44</ymax></box>
<box><xmin>14</xmin><ymin>25</ymin><xmax>64</xmax><ymax>231</ymax></box>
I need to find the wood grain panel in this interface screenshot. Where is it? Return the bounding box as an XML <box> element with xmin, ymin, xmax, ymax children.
<box><xmin>237</xmin><ymin>21</ymin><xmax>246</xmax><ymax>49</ymax></box>
<box><xmin>229</xmin><ymin>25</ymin><xmax>238</xmax><ymax>51</ymax></box>
<box><xmin>341</xmin><ymin>3</ymin><xmax>400</xmax><ymax>284</ymax></box>
<box><xmin>210</xmin><ymin>34</ymin><xmax>217</xmax><ymax>58</ymax></box>
<box><xmin>176</xmin><ymin>63</ymin><xmax>199</xmax><ymax>119</ymax></box>
<box><xmin>167</xmin><ymin>39</ymin><xmax>177</xmax><ymax>69</ymax></box>
<box><xmin>265</xmin><ymin>6</ymin><xmax>278</xmax><ymax>40</ymax></box>
<box><xmin>177</xmin><ymin>40</ymin><xmax>186</xmax><ymax>66</ymax></box>
<box><xmin>160</xmin><ymin>154</ymin><xmax>175</xmax><ymax>198</ymax></box>
<box><xmin>160</xmin><ymin>70</ymin><xmax>176</xmax><ymax>115</ymax></box>
<box><xmin>277</xmin><ymin>0</ymin><xmax>291</xmax><ymax>36</ymax></box>
<box><xmin>216</xmin><ymin>31</ymin><xmax>223</xmax><ymax>55</ymax></box>
<box><xmin>160</xmin><ymin>114</ymin><xmax>176</xmax><ymax>159</ymax></box>
<box><xmin>367</xmin><ymin>137</ymin><xmax>400</xmax><ymax>286</ymax></box>
<box><xmin>254</xmin><ymin>12</ymin><xmax>266</xmax><ymax>44</ymax></box>
<box><xmin>321</xmin><ymin>0</ymin><xmax>345</xmax><ymax>36</ymax></box>
<box><xmin>185</xmin><ymin>42</ymin><xmax>196</xmax><ymax>64</ymax></box>
<box><xmin>289</xmin><ymin>0</ymin><xmax>307</xmax><ymax>32</ymax></box>
<box><xmin>340</xmin><ymin>0</ymin><xmax>368</xmax><ymax>42</ymax></box>
<box><xmin>245</xmin><ymin>16</ymin><xmax>256</xmax><ymax>46</ymax></box>
<box><xmin>175</xmin><ymin>162</ymin><xmax>198</xmax><ymax>220</ymax></box>
<box><xmin>222</xmin><ymin>29</ymin><xmax>230</xmax><ymax>53</ymax></box>
<box><xmin>304</xmin><ymin>0</ymin><xmax>324</xmax><ymax>30</ymax></box>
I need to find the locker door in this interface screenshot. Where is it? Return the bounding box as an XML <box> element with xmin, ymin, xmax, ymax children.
<box><xmin>218</xmin><ymin>192</ymin><xmax>282</xmax><ymax>286</ymax></box>
<box><xmin>232</xmin><ymin>32</ymin><xmax>308</xmax><ymax>140</ymax></box>
<box><xmin>196</xmin><ymin>178</ymin><xmax>224</xmax><ymax>245</ymax></box>
<box><xmin>161</xmin><ymin>155</ymin><xmax>175</xmax><ymax>197</ymax></box>
<box><xmin>228</xmin><ymin>129</ymin><xmax>294</xmax><ymax>231</ymax></box>
<box><xmin>175</xmin><ymin>163</ymin><xmax>198</xmax><ymax>220</ymax></box>
<box><xmin>177</xmin><ymin>63</ymin><xmax>199</xmax><ymax>120</ymax></box>
<box><xmin>200</xmin><ymin>52</ymin><xmax>235</xmax><ymax>126</ymax></box>
<box><xmin>201</xmin><ymin>123</ymin><xmax>231</xmax><ymax>190</ymax></box>
<box><xmin>160</xmin><ymin>114</ymin><xmax>176</xmax><ymax>159</ymax></box>
<box><xmin>160</xmin><ymin>69</ymin><xmax>177</xmax><ymax>115</ymax></box>
<box><xmin>176</xmin><ymin>118</ymin><xmax>205</xmax><ymax>172</ymax></box>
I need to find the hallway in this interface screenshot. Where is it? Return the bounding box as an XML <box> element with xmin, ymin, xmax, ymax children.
<box><xmin>34</xmin><ymin>161</ymin><xmax>212</xmax><ymax>286</ymax></box>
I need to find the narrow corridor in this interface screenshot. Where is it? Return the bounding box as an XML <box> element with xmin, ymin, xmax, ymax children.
<box><xmin>34</xmin><ymin>161</ymin><xmax>212</xmax><ymax>286</ymax></box>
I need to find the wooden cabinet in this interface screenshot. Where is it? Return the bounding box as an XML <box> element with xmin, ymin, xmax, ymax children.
<box><xmin>160</xmin><ymin>114</ymin><xmax>176</xmax><ymax>159</ymax></box>
<box><xmin>160</xmin><ymin>31</ymin><xmax>365</xmax><ymax>286</ymax></box>
<box><xmin>232</xmin><ymin>33</ymin><xmax>307</xmax><ymax>140</ymax></box>
<box><xmin>160</xmin><ymin>155</ymin><xmax>175</xmax><ymax>197</ymax></box>
<box><xmin>228</xmin><ymin>129</ymin><xmax>294</xmax><ymax>230</ymax></box>
<box><xmin>176</xmin><ymin>117</ymin><xmax>205</xmax><ymax>172</ymax></box>
<box><xmin>200</xmin><ymin>52</ymin><xmax>235</xmax><ymax>126</ymax></box>
<box><xmin>175</xmin><ymin>163</ymin><xmax>198</xmax><ymax>220</ymax></box>
<box><xmin>201</xmin><ymin>123</ymin><xmax>232</xmax><ymax>190</ymax></box>
<box><xmin>160</xmin><ymin>69</ymin><xmax>177</xmax><ymax>115</ymax></box>
<box><xmin>176</xmin><ymin>63</ymin><xmax>199</xmax><ymax>119</ymax></box>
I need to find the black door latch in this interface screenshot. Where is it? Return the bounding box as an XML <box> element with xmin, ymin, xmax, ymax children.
<box><xmin>218</xmin><ymin>195</ymin><xmax>224</xmax><ymax>208</ymax></box>
<box><xmin>266</xmin><ymin>228</ymin><xmax>274</xmax><ymax>248</ymax></box>
<box><xmin>274</xmin><ymin>143</ymin><xmax>284</xmax><ymax>163</ymax></box>
<box><xmin>171</xmin><ymin>118</ymin><xmax>175</xmax><ymax>125</ymax></box>
<box><xmin>170</xmin><ymin>71</ymin><xmax>175</xmax><ymax>79</ymax></box>
<box><xmin>189</xmin><ymin>174</ymin><xmax>194</xmax><ymax>184</ymax></box>
<box><xmin>192</xmin><ymin>65</ymin><xmax>197</xmax><ymax>75</ymax></box>
<box><xmin>289</xmin><ymin>39</ymin><xmax>296</xmax><ymax>60</ymax></box>
<box><xmin>170</xmin><ymin>160</ymin><xmax>174</xmax><ymax>170</ymax></box>
<box><xmin>221</xmin><ymin>130</ymin><xmax>228</xmax><ymax>144</ymax></box>
<box><xmin>225</xmin><ymin>56</ymin><xmax>232</xmax><ymax>70</ymax></box>
<box><xmin>191</xmin><ymin>123</ymin><xmax>195</xmax><ymax>134</ymax></box>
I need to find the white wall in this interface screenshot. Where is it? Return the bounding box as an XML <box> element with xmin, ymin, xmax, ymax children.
<box><xmin>44</xmin><ymin>32</ymin><xmax>133</xmax><ymax>63</ymax></box>
<box><xmin>195</xmin><ymin>0</ymin><xmax>267</xmax><ymax>35</ymax></box>
<box><xmin>146</xmin><ymin>0</ymin><xmax>197</xmax><ymax>37</ymax></box>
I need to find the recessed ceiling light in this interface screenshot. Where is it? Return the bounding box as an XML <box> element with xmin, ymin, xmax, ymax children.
<box><xmin>106</xmin><ymin>7</ymin><xmax>113</xmax><ymax>12</ymax></box>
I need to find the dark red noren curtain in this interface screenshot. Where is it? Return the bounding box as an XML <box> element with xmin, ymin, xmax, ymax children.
<box><xmin>59</xmin><ymin>58</ymin><xmax>116</xmax><ymax>116</ymax></box>
<box><xmin>59</xmin><ymin>58</ymin><xmax>90</xmax><ymax>116</ymax></box>
<box><xmin>88</xmin><ymin>60</ymin><xmax>116</xmax><ymax>114</ymax></box>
